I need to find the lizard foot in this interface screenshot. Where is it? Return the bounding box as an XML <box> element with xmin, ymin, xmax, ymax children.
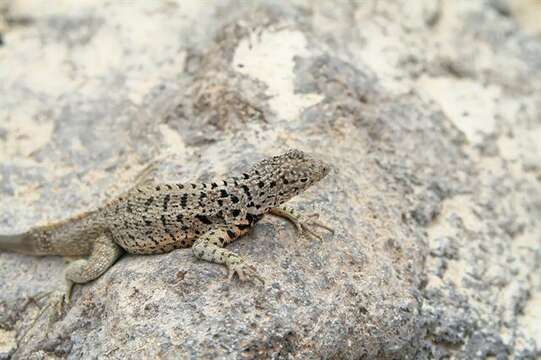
<box><xmin>292</xmin><ymin>213</ymin><xmax>334</xmax><ymax>241</ymax></box>
<box><xmin>47</xmin><ymin>290</ymin><xmax>69</xmax><ymax>316</ymax></box>
<box><xmin>270</xmin><ymin>207</ymin><xmax>334</xmax><ymax>240</ymax></box>
<box><xmin>227</xmin><ymin>262</ymin><xmax>264</xmax><ymax>284</ymax></box>
<box><xmin>20</xmin><ymin>284</ymin><xmax>72</xmax><ymax>344</ymax></box>
<box><xmin>32</xmin><ymin>280</ymin><xmax>73</xmax><ymax>317</ymax></box>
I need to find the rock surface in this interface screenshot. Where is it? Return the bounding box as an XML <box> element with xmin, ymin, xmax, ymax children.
<box><xmin>0</xmin><ymin>0</ymin><xmax>540</xmax><ymax>359</ymax></box>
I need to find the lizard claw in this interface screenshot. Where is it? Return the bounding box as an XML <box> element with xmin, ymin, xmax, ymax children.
<box><xmin>295</xmin><ymin>213</ymin><xmax>334</xmax><ymax>240</ymax></box>
<box><xmin>36</xmin><ymin>289</ymin><xmax>69</xmax><ymax>318</ymax></box>
<box><xmin>32</xmin><ymin>286</ymin><xmax>70</xmax><ymax>317</ymax></box>
<box><xmin>227</xmin><ymin>262</ymin><xmax>265</xmax><ymax>284</ymax></box>
<box><xmin>21</xmin><ymin>287</ymin><xmax>71</xmax><ymax>343</ymax></box>
<box><xmin>49</xmin><ymin>290</ymin><xmax>69</xmax><ymax>316</ymax></box>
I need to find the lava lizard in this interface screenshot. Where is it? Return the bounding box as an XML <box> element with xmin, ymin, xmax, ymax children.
<box><xmin>0</xmin><ymin>149</ymin><xmax>333</xmax><ymax>301</ymax></box>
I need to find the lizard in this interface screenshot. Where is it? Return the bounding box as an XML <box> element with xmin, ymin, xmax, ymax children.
<box><xmin>0</xmin><ymin>149</ymin><xmax>333</xmax><ymax>303</ymax></box>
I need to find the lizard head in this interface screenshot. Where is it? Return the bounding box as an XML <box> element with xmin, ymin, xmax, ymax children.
<box><xmin>244</xmin><ymin>149</ymin><xmax>330</xmax><ymax>213</ymax></box>
<box><xmin>272</xmin><ymin>149</ymin><xmax>330</xmax><ymax>187</ymax></box>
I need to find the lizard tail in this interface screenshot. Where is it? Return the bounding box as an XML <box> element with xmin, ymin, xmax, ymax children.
<box><xmin>0</xmin><ymin>233</ymin><xmax>40</xmax><ymax>255</ymax></box>
<box><xmin>0</xmin><ymin>210</ymin><xmax>104</xmax><ymax>257</ymax></box>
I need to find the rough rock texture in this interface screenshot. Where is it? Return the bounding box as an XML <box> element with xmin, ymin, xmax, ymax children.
<box><xmin>0</xmin><ymin>0</ymin><xmax>540</xmax><ymax>359</ymax></box>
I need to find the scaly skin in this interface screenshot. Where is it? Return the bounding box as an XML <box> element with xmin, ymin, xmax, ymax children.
<box><xmin>0</xmin><ymin>149</ymin><xmax>333</xmax><ymax>290</ymax></box>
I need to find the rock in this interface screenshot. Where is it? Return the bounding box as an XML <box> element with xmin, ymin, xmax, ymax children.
<box><xmin>0</xmin><ymin>1</ymin><xmax>540</xmax><ymax>359</ymax></box>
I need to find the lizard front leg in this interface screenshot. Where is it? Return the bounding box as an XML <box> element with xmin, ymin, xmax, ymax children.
<box><xmin>270</xmin><ymin>206</ymin><xmax>334</xmax><ymax>240</ymax></box>
<box><xmin>192</xmin><ymin>226</ymin><xmax>263</xmax><ymax>283</ymax></box>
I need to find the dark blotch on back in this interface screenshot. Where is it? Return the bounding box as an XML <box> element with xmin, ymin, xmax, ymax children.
<box><xmin>246</xmin><ymin>213</ymin><xmax>263</xmax><ymax>225</ymax></box>
<box><xmin>241</xmin><ymin>185</ymin><xmax>251</xmax><ymax>198</ymax></box>
<box><xmin>163</xmin><ymin>194</ymin><xmax>171</xmax><ymax>211</ymax></box>
<box><xmin>180</xmin><ymin>194</ymin><xmax>188</xmax><ymax>208</ymax></box>
<box><xmin>216</xmin><ymin>210</ymin><xmax>224</xmax><ymax>220</ymax></box>
<box><xmin>195</xmin><ymin>214</ymin><xmax>212</xmax><ymax>225</ymax></box>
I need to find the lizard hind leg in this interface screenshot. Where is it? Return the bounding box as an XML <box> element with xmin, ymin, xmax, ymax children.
<box><xmin>192</xmin><ymin>227</ymin><xmax>264</xmax><ymax>284</ymax></box>
<box><xmin>65</xmin><ymin>233</ymin><xmax>123</xmax><ymax>288</ymax></box>
<box><xmin>20</xmin><ymin>235</ymin><xmax>122</xmax><ymax>343</ymax></box>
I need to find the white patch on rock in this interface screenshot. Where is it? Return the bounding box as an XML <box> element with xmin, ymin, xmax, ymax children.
<box><xmin>498</xmin><ymin>126</ymin><xmax>541</xmax><ymax>171</ymax></box>
<box><xmin>522</xmin><ymin>128</ymin><xmax>541</xmax><ymax>170</ymax></box>
<box><xmin>510</xmin><ymin>0</ymin><xmax>541</xmax><ymax>35</ymax></box>
<box><xmin>429</xmin><ymin>194</ymin><xmax>483</xmax><ymax>235</ymax></box>
<box><xmin>0</xmin><ymin>328</ymin><xmax>16</xmax><ymax>355</ymax></box>
<box><xmin>498</xmin><ymin>135</ymin><xmax>521</xmax><ymax>161</ymax></box>
<box><xmin>353</xmin><ymin>20</ymin><xmax>408</xmax><ymax>92</ymax></box>
<box><xmin>0</xmin><ymin>103</ymin><xmax>54</xmax><ymax>160</ymax></box>
<box><xmin>158</xmin><ymin>123</ymin><xmax>186</xmax><ymax>155</ymax></box>
<box><xmin>519</xmin><ymin>291</ymin><xmax>541</xmax><ymax>347</ymax></box>
<box><xmin>417</xmin><ymin>76</ymin><xmax>500</xmax><ymax>144</ymax></box>
<box><xmin>425</xmin><ymin>194</ymin><xmax>482</xmax><ymax>288</ymax></box>
<box><xmin>232</xmin><ymin>29</ymin><xmax>323</xmax><ymax>121</ymax></box>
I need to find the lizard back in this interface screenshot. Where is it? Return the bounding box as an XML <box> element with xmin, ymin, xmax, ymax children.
<box><xmin>105</xmin><ymin>181</ymin><xmax>253</xmax><ymax>254</ymax></box>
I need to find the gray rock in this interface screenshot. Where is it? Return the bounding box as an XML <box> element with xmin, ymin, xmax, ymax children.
<box><xmin>0</xmin><ymin>0</ymin><xmax>540</xmax><ymax>359</ymax></box>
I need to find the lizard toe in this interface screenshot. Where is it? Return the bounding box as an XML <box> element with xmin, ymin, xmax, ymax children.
<box><xmin>227</xmin><ymin>262</ymin><xmax>264</xmax><ymax>284</ymax></box>
<box><xmin>294</xmin><ymin>215</ymin><xmax>334</xmax><ymax>240</ymax></box>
